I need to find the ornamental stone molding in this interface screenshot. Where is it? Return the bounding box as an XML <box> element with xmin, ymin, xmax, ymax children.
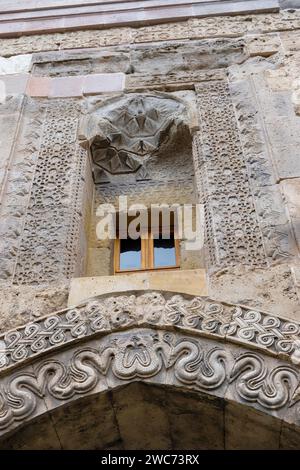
<box><xmin>0</xmin><ymin>291</ymin><xmax>300</xmax><ymax>438</ymax></box>
<box><xmin>0</xmin><ymin>1</ymin><xmax>280</xmax><ymax>39</ymax></box>
<box><xmin>0</xmin><ymin>10</ymin><xmax>299</xmax><ymax>58</ymax></box>
<box><xmin>79</xmin><ymin>93</ymin><xmax>187</xmax><ymax>183</ymax></box>
<box><xmin>2</xmin><ymin>291</ymin><xmax>300</xmax><ymax>372</ymax></box>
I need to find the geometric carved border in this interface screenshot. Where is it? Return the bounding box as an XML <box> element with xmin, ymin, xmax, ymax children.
<box><xmin>11</xmin><ymin>78</ymin><xmax>296</xmax><ymax>282</ymax></box>
<box><xmin>193</xmin><ymin>79</ymin><xmax>296</xmax><ymax>271</ymax></box>
<box><xmin>230</xmin><ymin>77</ymin><xmax>297</xmax><ymax>262</ymax></box>
<box><xmin>193</xmin><ymin>81</ymin><xmax>268</xmax><ymax>269</ymax></box>
<box><xmin>13</xmin><ymin>100</ymin><xmax>88</xmax><ymax>285</ymax></box>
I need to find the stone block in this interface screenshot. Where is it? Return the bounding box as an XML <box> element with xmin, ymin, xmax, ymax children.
<box><xmin>4</xmin><ymin>168</ymin><xmax>33</xmax><ymax>206</ymax></box>
<box><xmin>83</xmin><ymin>73</ymin><xmax>125</xmax><ymax>95</ymax></box>
<box><xmin>0</xmin><ymin>73</ymin><xmax>29</xmax><ymax>95</ymax></box>
<box><xmin>280</xmin><ymin>179</ymin><xmax>300</xmax><ymax>253</ymax></box>
<box><xmin>292</xmin><ymin>78</ymin><xmax>300</xmax><ymax>115</ymax></box>
<box><xmin>148</xmin><ymin>269</ymin><xmax>207</xmax><ymax>296</ymax></box>
<box><xmin>112</xmin><ymin>383</ymin><xmax>172</xmax><ymax>450</ymax></box>
<box><xmin>0</xmin><ymin>169</ymin><xmax>5</xmax><ymax>191</ymax></box>
<box><xmin>280</xmin><ymin>422</ymin><xmax>300</xmax><ymax>449</ymax></box>
<box><xmin>49</xmin><ymin>392</ymin><xmax>118</xmax><ymax>450</ymax></box>
<box><xmin>0</xmin><ymin>104</ymin><xmax>24</xmax><ymax>181</ymax></box>
<box><xmin>209</xmin><ymin>264</ymin><xmax>300</xmax><ymax>321</ymax></box>
<box><xmin>0</xmin><ymin>1</ymin><xmax>279</xmax><ymax>38</ymax></box>
<box><xmin>0</xmin><ymin>256</ymin><xmax>15</xmax><ymax>280</ymax></box>
<box><xmin>291</xmin><ymin>265</ymin><xmax>300</xmax><ymax>289</ymax></box>
<box><xmin>281</xmin><ymin>30</ymin><xmax>300</xmax><ymax>53</ymax></box>
<box><xmin>0</xmin><ymin>413</ymin><xmax>61</xmax><ymax>450</ymax></box>
<box><xmin>49</xmin><ymin>75</ymin><xmax>83</xmax><ymax>98</ymax></box>
<box><xmin>26</xmin><ymin>76</ymin><xmax>50</xmax><ymax>97</ymax></box>
<box><xmin>246</xmin><ymin>33</ymin><xmax>281</xmax><ymax>57</ymax></box>
<box><xmin>68</xmin><ymin>269</ymin><xmax>208</xmax><ymax>306</ymax></box>
<box><xmin>32</xmin><ymin>51</ymin><xmax>130</xmax><ymax>77</ymax></box>
<box><xmin>250</xmin><ymin>76</ymin><xmax>300</xmax><ymax>180</ymax></box>
<box><xmin>0</xmin><ymin>54</ymin><xmax>32</xmax><ymax>75</ymax></box>
<box><xmin>166</xmin><ymin>389</ymin><xmax>224</xmax><ymax>449</ymax></box>
<box><xmin>225</xmin><ymin>401</ymin><xmax>281</xmax><ymax>449</ymax></box>
<box><xmin>86</xmin><ymin>247</ymin><xmax>112</xmax><ymax>277</ymax></box>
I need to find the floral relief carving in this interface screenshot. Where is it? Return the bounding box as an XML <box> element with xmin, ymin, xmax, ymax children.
<box><xmin>229</xmin><ymin>79</ymin><xmax>297</xmax><ymax>263</ymax></box>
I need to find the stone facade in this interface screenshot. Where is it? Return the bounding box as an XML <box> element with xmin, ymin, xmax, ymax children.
<box><xmin>0</xmin><ymin>0</ymin><xmax>300</xmax><ymax>449</ymax></box>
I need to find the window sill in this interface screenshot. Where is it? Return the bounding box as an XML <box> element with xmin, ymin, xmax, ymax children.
<box><xmin>114</xmin><ymin>266</ymin><xmax>180</xmax><ymax>275</ymax></box>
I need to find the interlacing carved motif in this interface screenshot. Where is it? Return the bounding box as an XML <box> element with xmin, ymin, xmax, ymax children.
<box><xmin>1</xmin><ymin>292</ymin><xmax>300</xmax><ymax>372</ymax></box>
<box><xmin>0</xmin><ymin>329</ymin><xmax>299</xmax><ymax>434</ymax></box>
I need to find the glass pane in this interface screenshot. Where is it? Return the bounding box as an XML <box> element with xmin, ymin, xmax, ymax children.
<box><xmin>119</xmin><ymin>237</ymin><xmax>141</xmax><ymax>270</ymax></box>
<box><xmin>153</xmin><ymin>233</ymin><xmax>176</xmax><ymax>268</ymax></box>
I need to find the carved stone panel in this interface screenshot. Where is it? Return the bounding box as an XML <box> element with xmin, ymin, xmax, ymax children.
<box><xmin>1</xmin><ymin>291</ymin><xmax>300</xmax><ymax>373</ymax></box>
<box><xmin>13</xmin><ymin>100</ymin><xmax>89</xmax><ymax>285</ymax></box>
<box><xmin>0</xmin><ymin>97</ymin><xmax>45</xmax><ymax>283</ymax></box>
<box><xmin>0</xmin><ymin>324</ymin><xmax>300</xmax><ymax>437</ymax></box>
<box><xmin>230</xmin><ymin>78</ymin><xmax>298</xmax><ymax>262</ymax></box>
<box><xmin>194</xmin><ymin>81</ymin><xmax>267</xmax><ymax>270</ymax></box>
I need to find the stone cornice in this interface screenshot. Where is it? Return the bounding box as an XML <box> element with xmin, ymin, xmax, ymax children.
<box><xmin>0</xmin><ymin>9</ymin><xmax>299</xmax><ymax>58</ymax></box>
<box><xmin>0</xmin><ymin>1</ymin><xmax>279</xmax><ymax>38</ymax></box>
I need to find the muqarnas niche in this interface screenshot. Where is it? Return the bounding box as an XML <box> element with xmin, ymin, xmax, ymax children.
<box><xmin>79</xmin><ymin>93</ymin><xmax>189</xmax><ymax>183</ymax></box>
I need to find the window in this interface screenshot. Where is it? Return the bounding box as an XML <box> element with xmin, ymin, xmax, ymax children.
<box><xmin>114</xmin><ymin>227</ymin><xmax>180</xmax><ymax>273</ymax></box>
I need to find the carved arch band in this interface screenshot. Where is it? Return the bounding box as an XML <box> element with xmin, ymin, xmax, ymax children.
<box><xmin>0</xmin><ymin>290</ymin><xmax>300</xmax><ymax>443</ymax></box>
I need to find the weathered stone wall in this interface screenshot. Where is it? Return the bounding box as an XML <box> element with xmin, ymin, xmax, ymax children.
<box><xmin>0</xmin><ymin>9</ymin><xmax>300</xmax><ymax>331</ymax></box>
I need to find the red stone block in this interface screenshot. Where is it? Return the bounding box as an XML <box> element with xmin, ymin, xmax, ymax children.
<box><xmin>26</xmin><ymin>76</ymin><xmax>50</xmax><ymax>97</ymax></box>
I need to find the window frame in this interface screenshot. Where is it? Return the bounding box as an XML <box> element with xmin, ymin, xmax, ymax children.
<box><xmin>114</xmin><ymin>228</ymin><xmax>180</xmax><ymax>274</ymax></box>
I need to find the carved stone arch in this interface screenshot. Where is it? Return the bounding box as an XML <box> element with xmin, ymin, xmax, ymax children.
<box><xmin>1</xmin><ymin>381</ymin><xmax>300</xmax><ymax>450</ymax></box>
<box><xmin>79</xmin><ymin>92</ymin><xmax>194</xmax><ymax>183</ymax></box>
<box><xmin>0</xmin><ymin>290</ymin><xmax>300</xmax><ymax>448</ymax></box>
